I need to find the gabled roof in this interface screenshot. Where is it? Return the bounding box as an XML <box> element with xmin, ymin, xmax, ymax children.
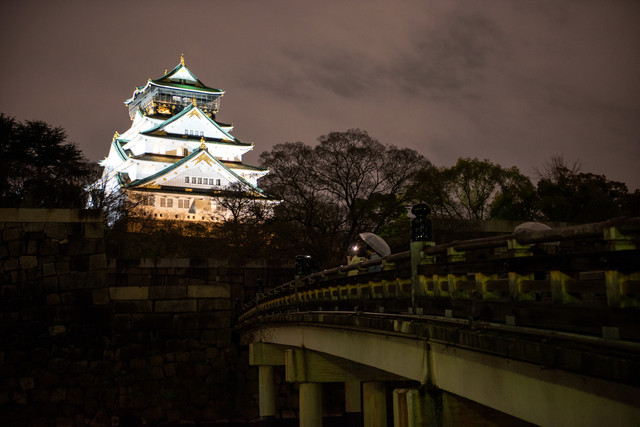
<box><xmin>125</xmin><ymin>58</ymin><xmax>224</xmax><ymax>105</ymax></box>
<box><xmin>123</xmin><ymin>146</ymin><xmax>267</xmax><ymax>197</ymax></box>
<box><xmin>112</xmin><ymin>138</ymin><xmax>131</xmax><ymax>161</ymax></box>
<box><xmin>140</xmin><ymin>103</ymin><xmax>251</xmax><ymax>147</ymax></box>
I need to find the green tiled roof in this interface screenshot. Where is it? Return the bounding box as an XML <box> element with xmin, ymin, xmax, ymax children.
<box><xmin>124</xmin><ymin>147</ymin><xmax>267</xmax><ymax>196</ymax></box>
<box><xmin>139</xmin><ymin>103</ymin><xmax>251</xmax><ymax>147</ymax></box>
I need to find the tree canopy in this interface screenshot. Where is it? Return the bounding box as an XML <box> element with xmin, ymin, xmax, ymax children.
<box><xmin>534</xmin><ymin>156</ymin><xmax>633</xmax><ymax>222</ymax></box>
<box><xmin>259</xmin><ymin>129</ymin><xmax>431</xmax><ymax>265</ymax></box>
<box><xmin>0</xmin><ymin>114</ymin><xmax>97</xmax><ymax>208</ymax></box>
<box><xmin>411</xmin><ymin>158</ymin><xmax>536</xmax><ymax>221</ymax></box>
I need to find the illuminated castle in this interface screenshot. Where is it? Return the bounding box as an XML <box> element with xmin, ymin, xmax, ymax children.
<box><xmin>93</xmin><ymin>56</ymin><xmax>273</xmax><ymax>222</ymax></box>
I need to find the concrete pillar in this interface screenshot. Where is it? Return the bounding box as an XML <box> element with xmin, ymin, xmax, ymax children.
<box><xmin>300</xmin><ymin>382</ymin><xmax>322</xmax><ymax>427</ymax></box>
<box><xmin>345</xmin><ymin>381</ymin><xmax>362</xmax><ymax>426</ymax></box>
<box><xmin>363</xmin><ymin>381</ymin><xmax>387</xmax><ymax>427</ymax></box>
<box><xmin>393</xmin><ymin>389</ymin><xmax>410</xmax><ymax>427</ymax></box>
<box><xmin>258</xmin><ymin>365</ymin><xmax>276</xmax><ymax>421</ymax></box>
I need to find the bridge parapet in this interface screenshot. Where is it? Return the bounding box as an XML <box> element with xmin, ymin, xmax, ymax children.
<box><xmin>239</xmin><ymin>217</ymin><xmax>640</xmax><ymax>340</ymax></box>
<box><xmin>238</xmin><ymin>217</ymin><xmax>640</xmax><ymax>425</ymax></box>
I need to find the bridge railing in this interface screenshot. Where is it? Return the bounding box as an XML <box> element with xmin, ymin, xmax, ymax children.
<box><xmin>238</xmin><ymin>217</ymin><xmax>640</xmax><ymax>340</ymax></box>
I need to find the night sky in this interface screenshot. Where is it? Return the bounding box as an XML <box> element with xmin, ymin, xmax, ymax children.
<box><xmin>2</xmin><ymin>1</ymin><xmax>639</xmax><ymax>189</ymax></box>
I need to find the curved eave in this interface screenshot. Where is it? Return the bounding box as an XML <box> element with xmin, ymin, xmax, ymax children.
<box><xmin>140</xmin><ymin>104</ymin><xmax>241</xmax><ymax>144</ymax></box>
<box><xmin>125</xmin><ymin>148</ymin><xmax>268</xmax><ymax>197</ymax></box>
<box><xmin>222</xmin><ymin>161</ymin><xmax>268</xmax><ymax>173</ymax></box>
<box><xmin>141</xmin><ymin>131</ymin><xmax>253</xmax><ymax>148</ymax></box>
<box><xmin>113</xmin><ymin>138</ymin><xmax>131</xmax><ymax>161</ymax></box>
<box><xmin>125</xmin><ymin>81</ymin><xmax>224</xmax><ymax>105</ymax></box>
<box><xmin>150</xmin><ymin>81</ymin><xmax>224</xmax><ymax>94</ymax></box>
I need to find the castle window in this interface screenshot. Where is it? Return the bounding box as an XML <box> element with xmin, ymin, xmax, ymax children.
<box><xmin>160</xmin><ymin>197</ymin><xmax>173</xmax><ymax>208</ymax></box>
<box><xmin>216</xmin><ymin>179</ymin><xmax>221</xmax><ymax>186</ymax></box>
<box><xmin>208</xmin><ymin>178</ymin><xmax>214</xmax><ymax>185</ymax></box>
<box><xmin>197</xmin><ymin>177</ymin><xmax>202</xmax><ymax>184</ymax></box>
<box><xmin>141</xmin><ymin>195</ymin><xmax>155</xmax><ymax>206</ymax></box>
<box><xmin>185</xmin><ymin>177</ymin><xmax>189</xmax><ymax>183</ymax></box>
<box><xmin>178</xmin><ymin>199</ymin><xmax>189</xmax><ymax>209</ymax></box>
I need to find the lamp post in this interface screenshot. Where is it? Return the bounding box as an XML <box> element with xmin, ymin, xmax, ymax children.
<box><xmin>410</xmin><ymin>203</ymin><xmax>433</xmax><ymax>313</ymax></box>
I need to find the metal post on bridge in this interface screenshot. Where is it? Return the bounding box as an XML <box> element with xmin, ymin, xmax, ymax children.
<box><xmin>410</xmin><ymin>203</ymin><xmax>433</xmax><ymax>313</ymax></box>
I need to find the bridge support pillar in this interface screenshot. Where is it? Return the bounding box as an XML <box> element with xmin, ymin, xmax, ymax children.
<box><xmin>299</xmin><ymin>382</ymin><xmax>322</xmax><ymax>427</ymax></box>
<box><xmin>258</xmin><ymin>365</ymin><xmax>276</xmax><ymax>422</ymax></box>
<box><xmin>345</xmin><ymin>381</ymin><xmax>362</xmax><ymax>426</ymax></box>
<box><xmin>363</xmin><ymin>381</ymin><xmax>387</xmax><ymax>426</ymax></box>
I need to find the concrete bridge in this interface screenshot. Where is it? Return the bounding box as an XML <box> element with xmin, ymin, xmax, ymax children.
<box><xmin>237</xmin><ymin>217</ymin><xmax>640</xmax><ymax>426</ymax></box>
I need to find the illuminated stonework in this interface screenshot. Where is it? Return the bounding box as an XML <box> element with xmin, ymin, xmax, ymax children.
<box><xmin>91</xmin><ymin>57</ymin><xmax>274</xmax><ymax>223</ymax></box>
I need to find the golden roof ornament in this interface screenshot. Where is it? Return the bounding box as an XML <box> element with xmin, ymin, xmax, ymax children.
<box><xmin>200</xmin><ymin>137</ymin><xmax>206</xmax><ymax>150</ymax></box>
<box><xmin>180</xmin><ymin>54</ymin><xmax>185</xmax><ymax>66</ymax></box>
<box><xmin>113</xmin><ymin>131</ymin><xmax>119</xmax><ymax>140</ymax></box>
<box><xmin>192</xmin><ymin>98</ymin><xmax>197</xmax><ymax>106</ymax></box>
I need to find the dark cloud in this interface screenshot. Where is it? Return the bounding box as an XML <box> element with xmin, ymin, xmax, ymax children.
<box><xmin>0</xmin><ymin>0</ymin><xmax>638</xmax><ymax>190</ymax></box>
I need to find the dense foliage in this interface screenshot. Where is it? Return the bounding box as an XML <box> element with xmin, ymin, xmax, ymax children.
<box><xmin>0</xmin><ymin>114</ymin><xmax>97</xmax><ymax>208</ymax></box>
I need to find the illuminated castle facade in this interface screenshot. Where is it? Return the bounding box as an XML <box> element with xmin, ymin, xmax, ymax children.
<box><xmin>93</xmin><ymin>56</ymin><xmax>273</xmax><ymax>223</ymax></box>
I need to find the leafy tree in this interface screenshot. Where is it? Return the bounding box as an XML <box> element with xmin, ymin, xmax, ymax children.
<box><xmin>535</xmin><ymin>156</ymin><xmax>630</xmax><ymax>222</ymax></box>
<box><xmin>0</xmin><ymin>113</ymin><xmax>94</xmax><ymax>208</ymax></box>
<box><xmin>412</xmin><ymin>158</ymin><xmax>535</xmax><ymax>220</ymax></box>
<box><xmin>259</xmin><ymin>129</ymin><xmax>430</xmax><ymax>265</ymax></box>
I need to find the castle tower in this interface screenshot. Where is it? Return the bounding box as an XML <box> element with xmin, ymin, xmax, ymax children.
<box><xmin>92</xmin><ymin>56</ymin><xmax>274</xmax><ymax>223</ymax></box>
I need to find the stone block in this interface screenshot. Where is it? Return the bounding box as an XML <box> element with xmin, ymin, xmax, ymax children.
<box><xmin>113</xmin><ymin>300</ymin><xmax>153</xmax><ymax>314</ymax></box>
<box><xmin>188</xmin><ymin>284</ymin><xmax>230</xmax><ymax>299</ymax></box>
<box><xmin>110</xmin><ymin>286</ymin><xmax>149</xmax><ymax>300</ymax></box>
<box><xmin>47</xmin><ymin>209</ymin><xmax>72</xmax><ymax>223</ymax></box>
<box><xmin>42</xmin><ymin>276</ymin><xmax>59</xmax><ymax>292</ymax></box>
<box><xmin>0</xmin><ymin>208</ymin><xmax>19</xmax><ymax>222</ymax></box>
<box><xmin>44</xmin><ymin>223</ymin><xmax>69</xmax><ymax>240</ymax></box>
<box><xmin>155</xmin><ymin>300</ymin><xmax>197</xmax><ymax>313</ymax></box>
<box><xmin>89</xmin><ymin>254</ymin><xmax>107</xmax><ymax>270</ymax></box>
<box><xmin>1</xmin><ymin>285</ymin><xmax>18</xmax><ymax>298</ymax></box>
<box><xmin>149</xmin><ymin>285</ymin><xmax>187</xmax><ymax>300</ymax></box>
<box><xmin>156</xmin><ymin>258</ymin><xmax>190</xmax><ymax>268</ymax></box>
<box><xmin>19</xmin><ymin>256</ymin><xmax>38</xmax><ymax>270</ymax></box>
<box><xmin>23</xmin><ymin>222</ymin><xmax>45</xmax><ymax>233</ymax></box>
<box><xmin>42</xmin><ymin>262</ymin><xmax>57</xmax><ymax>277</ymax></box>
<box><xmin>38</xmin><ymin>240</ymin><xmax>59</xmax><ymax>256</ymax></box>
<box><xmin>8</xmin><ymin>240</ymin><xmax>23</xmax><ymax>257</ymax></box>
<box><xmin>71</xmin><ymin>254</ymin><xmax>90</xmax><ymax>271</ymax></box>
<box><xmin>163</xmin><ymin>363</ymin><xmax>176</xmax><ymax>378</ymax></box>
<box><xmin>216</xmin><ymin>329</ymin><xmax>231</xmax><ymax>347</ymax></box>
<box><xmin>127</xmin><ymin>274</ymin><xmax>150</xmax><ymax>287</ymax></box>
<box><xmin>56</xmin><ymin>261</ymin><xmax>70</xmax><ymax>275</ymax></box>
<box><xmin>2</xmin><ymin>227</ymin><xmax>21</xmax><ymax>242</ymax></box>
<box><xmin>69</xmin><ymin>209</ymin><xmax>102</xmax><ymax>223</ymax></box>
<box><xmin>19</xmin><ymin>377</ymin><xmax>34</xmax><ymax>391</ymax></box>
<box><xmin>201</xmin><ymin>330</ymin><xmax>216</xmax><ymax>345</ymax></box>
<box><xmin>198</xmin><ymin>299</ymin><xmax>232</xmax><ymax>312</ymax></box>
<box><xmin>46</xmin><ymin>293</ymin><xmax>61</xmax><ymax>305</ymax></box>
<box><xmin>59</xmin><ymin>271</ymin><xmax>93</xmax><ymax>291</ymax></box>
<box><xmin>92</xmin><ymin>288</ymin><xmax>110</xmax><ymax>305</ymax></box>
<box><xmin>26</xmin><ymin>240</ymin><xmax>38</xmax><ymax>255</ymax></box>
<box><xmin>83</xmin><ymin>222</ymin><xmax>104</xmax><ymax>239</ymax></box>
<box><xmin>49</xmin><ymin>388</ymin><xmax>68</xmax><ymax>404</ymax></box>
<box><xmin>2</xmin><ymin>258</ymin><xmax>19</xmax><ymax>272</ymax></box>
<box><xmin>18</xmin><ymin>209</ymin><xmax>46</xmax><ymax>222</ymax></box>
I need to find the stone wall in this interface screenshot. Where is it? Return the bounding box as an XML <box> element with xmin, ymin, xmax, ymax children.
<box><xmin>0</xmin><ymin>208</ymin><xmax>294</xmax><ymax>426</ymax></box>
